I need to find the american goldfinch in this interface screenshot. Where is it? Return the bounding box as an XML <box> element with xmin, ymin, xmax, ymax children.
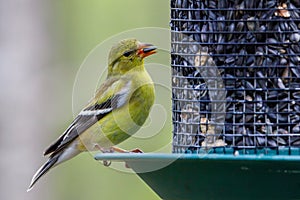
<box><xmin>28</xmin><ymin>38</ymin><xmax>156</xmax><ymax>191</ymax></box>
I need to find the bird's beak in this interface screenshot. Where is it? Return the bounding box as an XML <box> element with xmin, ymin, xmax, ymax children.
<box><xmin>137</xmin><ymin>43</ymin><xmax>157</xmax><ymax>58</ymax></box>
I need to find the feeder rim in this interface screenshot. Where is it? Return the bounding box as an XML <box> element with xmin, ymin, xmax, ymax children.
<box><xmin>94</xmin><ymin>152</ymin><xmax>300</xmax><ymax>162</ymax></box>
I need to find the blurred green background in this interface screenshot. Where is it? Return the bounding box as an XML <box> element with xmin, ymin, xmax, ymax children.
<box><xmin>0</xmin><ymin>1</ymin><xmax>170</xmax><ymax>200</ymax></box>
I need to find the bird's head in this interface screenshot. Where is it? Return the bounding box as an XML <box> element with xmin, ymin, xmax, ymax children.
<box><xmin>107</xmin><ymin>38</ymin><xmax>157</xmax><ymax>76</ymax></box>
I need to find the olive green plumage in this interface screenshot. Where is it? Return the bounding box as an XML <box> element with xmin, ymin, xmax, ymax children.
<box><xmin>28</xmin><ymin>38</ymin><xmax>156</xmax><ymax>191</ymax></box>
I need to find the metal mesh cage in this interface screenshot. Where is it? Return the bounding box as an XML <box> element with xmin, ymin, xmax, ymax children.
<box><xmin>171</xmin><ymin>0</ymin><xmax>300</xmax><ymax>154</ymax></box>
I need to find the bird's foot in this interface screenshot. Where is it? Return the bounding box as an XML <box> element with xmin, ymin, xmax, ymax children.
<box><xmin>103</xmin><ymin>160</ymin><xmax>111</xmax><ymax>167</ymax></box>
<box><xmin>94</xmin><ymin>144</ymin><xmax>143</xmax><ymax>168</ymax></box>
<box><xmin>110</xmin><ymin>147</ymin><xmax>143</xmax><ymax>168</ymax></box>
<box><xmin>111</xmin><ymin>146</ymin><xmax>143</xmax><ymax>153</ymax></box>
<box><xmin>94</xmin><ymin>144</ymin><xmax>113</xmax><ymax>167</ymax></box>
<box><xmin>94</xmin><ymin>144</ymin><xmax>114</xmax><ymax>153</ymax></box>
<box><xmin>128</xmin><ymin>148</ymin><xmax>143</xmax><ymax>153</ymax></box>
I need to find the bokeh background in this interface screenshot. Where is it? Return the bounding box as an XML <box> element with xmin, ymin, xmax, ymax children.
<box><xmin>0</xmin><ymin>1</ymin><xmax>170</xmax><ymax>200</ymax></box>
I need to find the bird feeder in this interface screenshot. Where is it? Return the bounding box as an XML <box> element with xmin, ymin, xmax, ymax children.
<box><xmin>95</xmin><ymin>1</ymin><xmax>300</xmax><ymax>199</ymax></box>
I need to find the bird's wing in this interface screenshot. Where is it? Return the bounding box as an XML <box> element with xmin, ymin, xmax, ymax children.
<box><xmin>43</xmin><ymin>77</ymin><xmax>132</xmax><ymax>156</ymax></box>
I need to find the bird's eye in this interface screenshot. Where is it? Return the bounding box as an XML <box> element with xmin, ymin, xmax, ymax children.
<box><xmin>123</xmin><ymin>50</ymin><xmax>133</xmax><ymax>57</ymax></box>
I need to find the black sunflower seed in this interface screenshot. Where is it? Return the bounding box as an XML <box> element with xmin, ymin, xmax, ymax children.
<box><xmin>171</xmin><ymin>0</ymin><xmax>300</xmax><ymax>153</ymax></box>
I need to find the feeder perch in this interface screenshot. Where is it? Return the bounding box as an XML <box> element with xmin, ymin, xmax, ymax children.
<box><xmin>96</xmin><ymin>1</ymin><xmax>300</xmax><ymax>199</ymax></box>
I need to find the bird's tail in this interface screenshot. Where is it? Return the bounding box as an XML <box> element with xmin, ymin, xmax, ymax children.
<box><xmin>27</xmin><ymin>153</ymin><xmax>60</xmax><ymax>192</ymax></box>
<box><xmin>27</xmin><ymin>147</ymin><xmax>80</xmax><ymax>192</ymax></box>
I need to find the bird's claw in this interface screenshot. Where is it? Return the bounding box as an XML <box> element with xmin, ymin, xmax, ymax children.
<box><xmin>103</xmin><ymin>160</ymin><xmax>111</xmax><ymax>167</ymax></box>
<box><xmin>96</xmin><ymin>144</ymin><xmax>143</xmax><ymax>168</ymax></box>
<box><xmin>128</xmin><ymin>148</ymin><xmax>143</xmax><ymax>153</ymax></box>
<box><xmin>111</xmin><ymin>146</ymin><xmax>144</xmax><ymax>153</ymax></box>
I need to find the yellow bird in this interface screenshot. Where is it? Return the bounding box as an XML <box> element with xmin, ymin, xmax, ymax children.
<box><xmin>28</xmin><ymin>38</ymin><xmax>156</xmax><ymax>191</ymax></box>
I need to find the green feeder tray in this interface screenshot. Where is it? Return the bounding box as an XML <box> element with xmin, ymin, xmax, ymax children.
<box><xmin>95</xmin><ymin>150</ymin><xmax>300</xmax><ymax>200</ymax></box>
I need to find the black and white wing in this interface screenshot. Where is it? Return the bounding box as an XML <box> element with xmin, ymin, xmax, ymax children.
<box><xmin>43</xmin><ymin>78</ymin><xmax>132</xmax><ymax>156</ymax></box>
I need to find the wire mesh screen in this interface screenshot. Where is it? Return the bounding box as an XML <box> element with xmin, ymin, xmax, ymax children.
<box><xmin>171</xmin><ymin>0</ymin><xmax>300</xmax><ymax>154</ymax></box>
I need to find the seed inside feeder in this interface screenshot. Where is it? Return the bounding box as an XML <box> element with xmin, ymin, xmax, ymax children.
<box><xmin>171</xmin><ymin>0</ymin><xmax>300</xmax><ymax>153</ymax></box>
